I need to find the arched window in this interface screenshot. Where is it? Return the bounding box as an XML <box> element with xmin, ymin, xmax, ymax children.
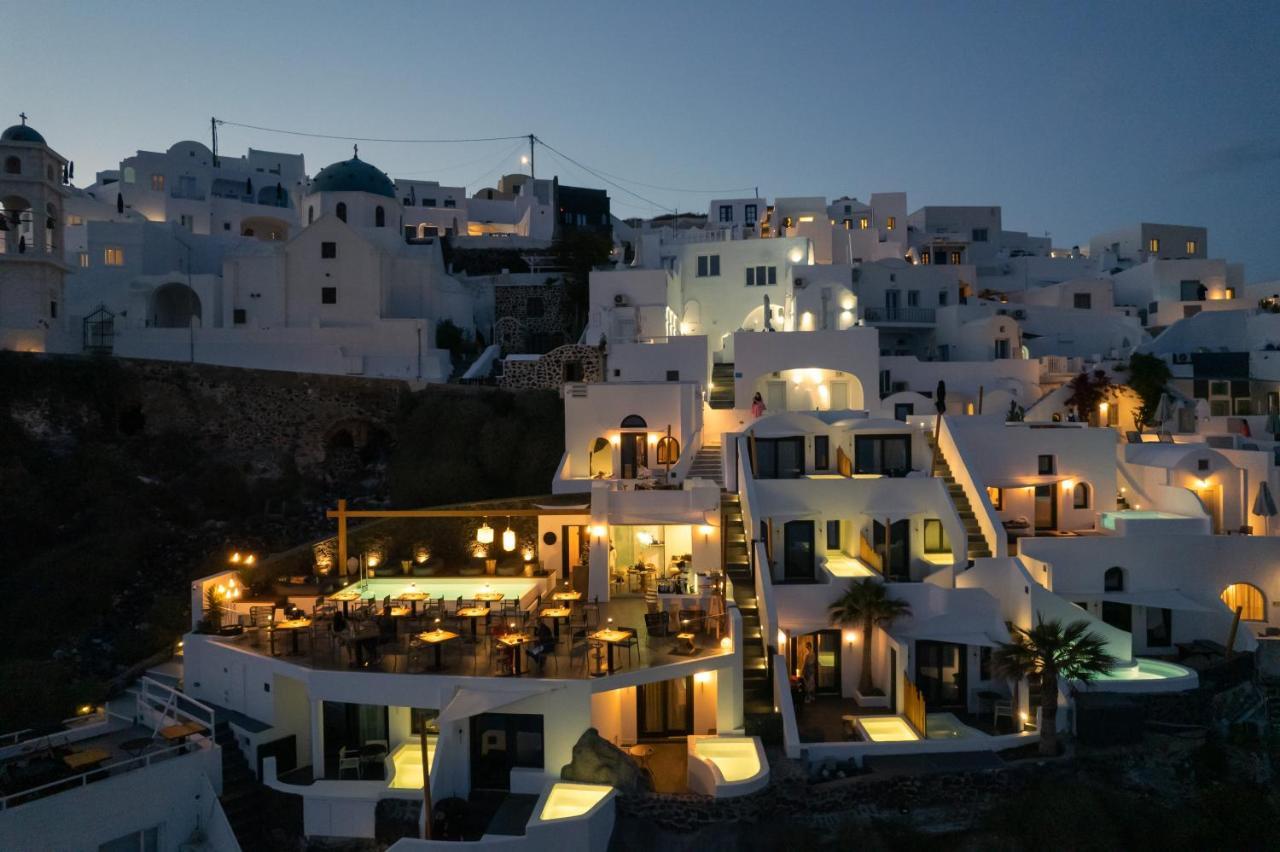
<box><xmin>336</xmin><ymin>202</ymin><xmax>347</xmax><ymax>223</ymax></box>
<box><xmin>656</xmin><ymin>436</ymin><xmax>680</xmax><ymax>465</ymax></box>
<box><xmin>1221</xmin><ymin>583</ymin><xmax>1265</xmax><ymax>622</ymax></box>
<box><xmin>620</xmin><ymin>415</ymin><xmax>647</xmax><ymax>429</ymax></box>
<box><xmin>375</xmin><ymin>205</ymin><xmax>385</xmax><ymax>228</ymax></box>
<box><xmin>307</xmin><ymin>205</ymin><xmax>314</xmax><ymax>225</ymax></box>
<box><xmin>3</xmin><ymin>156</ymin><xmax>19</xmax><ymax>175</ymax></box>
<box><xmin>1104</xmin><ymin>567</ymin><xmax>1125</xmax><ymax>592</ymax></box>
<box><xmin>1073</xmin><ymin>482</ymin><xmax>1090</xmax><ymax>509</ymax></box>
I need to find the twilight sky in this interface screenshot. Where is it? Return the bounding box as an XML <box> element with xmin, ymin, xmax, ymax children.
<box><xmin>9</xmin><ymin>0</ymin><xmax>1280</xmax><ymax>278</ymax></box>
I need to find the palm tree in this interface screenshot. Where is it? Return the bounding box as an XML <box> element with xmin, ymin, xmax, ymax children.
<box><xmin>992</xmin><ymin>615</ymin><xmax>1115</xmax><ymax>756</ymax></box>
<box><xmin>828</xmin><ymin>579</ymin><xmax>911</xmax><ymax>695</ymax></box>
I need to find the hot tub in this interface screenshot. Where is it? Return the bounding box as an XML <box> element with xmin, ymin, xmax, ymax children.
<box><xmin>1082</xmin><ymin>658</ymin><xmax>1199</xmax><ymax>693</ymax></box>
<box><xmin>1099</xmin><ymin>511</ymin><xmax>1209</xmax><ymax>536</ymax></box>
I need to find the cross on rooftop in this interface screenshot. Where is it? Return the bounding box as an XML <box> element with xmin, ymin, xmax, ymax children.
<box><xmin>18</xmin><ymin>112</ymin><xmax>27</xmax><ymax>125</ymax></box>
<box><xmin>353</xmin><ymin>143</ymin><xmax>358</xmax><ymax>159</ymax></box>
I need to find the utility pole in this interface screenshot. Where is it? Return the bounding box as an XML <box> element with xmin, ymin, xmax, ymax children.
<box><xmin>528</xmin><ymin>134</ymin><xmax>536</xmax><ymax>179</ymax></box>
<box><xmin>211</xmin><ymin>117</ymin><xmax>219</xmax><ymax>167</ymax></box>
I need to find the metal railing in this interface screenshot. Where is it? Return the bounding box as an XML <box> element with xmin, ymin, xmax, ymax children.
<box><xmin>864</xmin><ymin>307</ymin><xmax>936</xmax><ymax>324</ymax></box>
<box><xmin>0</xmin><ymin>738</ymin><xmax>209</xmax><ymax>811</ymax></box>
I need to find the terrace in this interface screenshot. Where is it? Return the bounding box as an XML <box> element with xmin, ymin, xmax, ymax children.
<box><xmin>0</xmin><ymin>679</ymin><xmax>218</xmax><ymax>812</ymax></box>
<box><xmin>194</xmin><ymin>589</ymin><xmax>734</xmax><ymax>682</ymax></box>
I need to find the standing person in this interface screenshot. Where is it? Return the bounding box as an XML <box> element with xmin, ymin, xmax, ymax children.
<box><xmin>751</xmin><ymin>392</ymin><xmax>767</xmax><ymax>419</ymax></box>
<box><xmin>801</xmin><ymin>641</ymin><xmax>818</xmax><ymax>704</ymax></box>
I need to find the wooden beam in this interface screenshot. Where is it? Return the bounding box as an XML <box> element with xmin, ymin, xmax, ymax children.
<box><xmin>337</xmin><ymin>498</ymin><xmax>348</xmax><ymax>579</ymax></box>
<box><xmin>325</xmin><ymin>507</ymin><xmax>587</xmax><ymax>519</ymax></box>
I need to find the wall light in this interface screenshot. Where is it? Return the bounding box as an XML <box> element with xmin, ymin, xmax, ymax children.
<box><xmin>590</xmin><ymin>525</ymin><xmax>607</xmax><ymax>539</ymax></box>
<box><xmin>1062</xmin><ymin>479</ymin><xmax>1075</xmax><ymax>491</ymax></box>
<box><xmin>844</xmin><ymin>630</ymin><xmax>858</xmax><ymax>644</ymax></box>
<box><xmin>777</xmin><ymin>629</ymin><xmax>787</xmax><ymax>648</ymax></box>
<box><xmin>476</xmin><ymin>521</ymin><xmax>494</xmax><ymax>545</ymax></box>
<box><xmin>694</xmin><ymin>671</ymin><xmax>712</xmax><ymax>684</ymax></box>
<box><xmin>720</xmin><ymin>636</ymin><xmax>733</xmax><ymax>651</ymax></box>
<box><xmin>609</xmin><ymin>434</ymin><xmax>620</xmax><ymax>447</ymax></box>
<box><xmin>1196</xmin><ymin>478</ymin><xmax>1210</xmax><ymax>489</ymax></box>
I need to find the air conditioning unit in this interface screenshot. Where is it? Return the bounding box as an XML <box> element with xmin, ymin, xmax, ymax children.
<box><xmin>613</xmin><ymin>294</ymin><xmax>629</xmax><ymax>306</ymax></box>
<box><xmin>1012</xmin><ymin>309</ymin><xmax>1026</xmax><ymax>319</ymax></box>
<box><xmin>794</xmin><ymin>277</ymin><xmax>807</xmax><ymax>289</ymax></box>
<box><xmin>1173</xmin><ymin>353</ymin><xmax>1190</xmax><ymax>364</ymax></box>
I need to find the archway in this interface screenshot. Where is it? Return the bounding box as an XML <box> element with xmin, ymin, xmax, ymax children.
<box><xmin>150</xmin><ymin>283</ymin><xmax>202</xmax><ymax>328</ymax></box>
<box><xmin>1221</xmin><ymin>583</ymin><xmax>1265</xmax><ymax>622</ymax></box>
<box><xmin>588</xmin><ymin>437</ymin><xmax>613</xmax><ymax>478</ymax></box>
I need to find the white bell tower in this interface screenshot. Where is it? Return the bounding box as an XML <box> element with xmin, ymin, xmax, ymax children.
<box><xmin>0</xmin><ymin>113</ymin><xmax>72</xmax><ymax>352</ymax></box>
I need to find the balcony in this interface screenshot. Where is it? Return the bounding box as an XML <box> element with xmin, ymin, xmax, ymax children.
<box><xmin>863</xmin><ymin>307</ymin><xmax>936</xmax><ymax>325</ymax></box>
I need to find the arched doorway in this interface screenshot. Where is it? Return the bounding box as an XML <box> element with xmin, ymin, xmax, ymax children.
<box><xmin>150</xmin><ymin>283</ymin><xmax>202</xmax><ymax>328</ymax></box>
<box><xmin>619</xmin><ymin>415</ymin><xmax>648</xmax><ymax>479</ymax></box>
<box><xmin>588</xmin><ymin>437</ymin><xmax>613</xmax><ymax>478</ymax></box>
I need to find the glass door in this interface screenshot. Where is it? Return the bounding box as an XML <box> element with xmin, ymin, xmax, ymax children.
<box><xmin>815</xmin><ymin>630</ymin><xmax>841</xmax><ymax>694</ymax></box>
<box><xmin>783</xmin><ymin>520</ymin><xmax>815</xmax><ymax>580</ymax></box>
<box><xmin>914</xmin><ymin>641</ymin><xmax>966</xmax><ymax>709</ymax></box>
<box><xmin>470</xmin><ymin>713</ymin><xmax>545</xmax><ymax>791</ymax></box>
<box><xmin>620</xmin><ymin>432</ymin><xmax>648</xmax><ymax>479</ymax></box>
<box><xmin>637</xmin><ymin>677</ymin><xmax>693</xmax><ymax>739</ymax></box>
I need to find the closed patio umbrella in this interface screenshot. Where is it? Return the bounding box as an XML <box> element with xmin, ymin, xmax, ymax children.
<box><xmin>1153</xmin><ymin>393</ymin><xmax>1172</xmax><ymax>431</ymax></box>
<box><xmin>1253</xmin><ymin>481</ymin><xmax>1278</xmax><ymax>535</ymax></box>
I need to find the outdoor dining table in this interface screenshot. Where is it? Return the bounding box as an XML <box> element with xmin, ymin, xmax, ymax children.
<box><xmin>539</xmin><ymin>606</ymin><xmax>572</xmax><ymax>639</ymax></box>
<box><xmin>398</xmin><ymin>591</ymin><xmax>430</xmax><ymax>615</ymax></box>
<box><xmin>474</xmin><ymin>591</ymin><xmax>505</xmax><ymax>603</ymax></box>
<box><xmin>457</xmin><ymin>606</ymin><xmax>491</xmax><ymax>640</ymax></box>
<box><xmin>328</xmin><ymin>589</ymin><xmax>362</xmax><ymax>616</ymax></box>
<box><xmin>63</xmin><ymin>747</ymin><xmax>111</xmax><ymax>771</ymax></box>
<box><xmin>588</xmin><ymin>628</ymin><xmax>630</xmax><ymax>675</ymax></box>
<box><xmin>551</xmin><ymin>590</ymin><xmax>582</xmax><ymax>604</ymax></box>
<box><xmin>417</xmin><ymin>629</ymin><xmax>460</xmax><ymax>671</ymax></box>
<box><xmin>497</xmin><ymin>633</ymin><xmax>533</xmax><ymax>676</ymax></box>
<box><xmin>159</xmin><ymin>721</ymin><xmax>207</xmax><ymax>744</ymax></box>
<box><xmin>674</xmin><ymin>632</ymin><xmax>697</xmax><ymax>655</ymax></box>
<box><xmin>272</xmin><ymin>617</ymin><xmax>312</xmax><ymax>656</ymax></box>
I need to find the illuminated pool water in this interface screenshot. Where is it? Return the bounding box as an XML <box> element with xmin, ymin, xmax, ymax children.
<box><xmin>1085</xmin><ymin>658</ymin><xmax>1198</xmax><ymax>692</ymax></box>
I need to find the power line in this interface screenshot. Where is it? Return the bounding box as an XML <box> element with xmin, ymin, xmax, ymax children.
<box><xmin>215</xmin><ymin>118</ymin><xmax>527</xmax><ymax>145</ymax></box>
<box><xmin>534</xmin><ymin>137</ymin><xmax>672</xmax><ymax>213</ymax></box>
<box><xmin>461</xmin><ymin>141</ymin><xmax>527</xmax><ymax>192</ymax></box>
<box><xmin>578</xmin><ymin>165</ymin><xmax>754</xmax><ymax>195</ymax></box>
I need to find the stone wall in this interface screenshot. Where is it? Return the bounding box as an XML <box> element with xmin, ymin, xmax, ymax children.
<box><xmin>499</xmin><ymin>343</ymin><xmax>603</xmax><ymax>391</ymax></box>
<box><xmin>494</xmin><ymin>279</ymin><xmax>570</xmax><ymax>353</ymax></box>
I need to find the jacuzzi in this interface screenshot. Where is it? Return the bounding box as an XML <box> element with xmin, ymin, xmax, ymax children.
<box><xmin>1082</xmin><ymin>658</ymin><xmax>1199</xmax><ymax>693</ymax></box>
<box><xmin>1099</xmin><ymin>511</ymin><xmax>1209</xmax><ymax>536</ymax></box>
<box><xmin>855</xmin><ymin>715</ymin><xmax>921</xmax><ymax>743</ymax></box>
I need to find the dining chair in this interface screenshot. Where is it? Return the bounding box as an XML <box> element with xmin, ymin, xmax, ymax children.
<box><xmin>338</xmin><ymin>747</ymin><xmax>362</xmax><ymax>779</ymax></box>
<box><xmin>619</xmin><ymin>628</ymin><xmax>639</xmax><ymax>667</ymax></box>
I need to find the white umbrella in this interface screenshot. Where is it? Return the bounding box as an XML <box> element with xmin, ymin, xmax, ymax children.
<box><xmin>1153</xmin><ymin>394</ymin><xmax>1172</xmax><ymax>431</ymax></box>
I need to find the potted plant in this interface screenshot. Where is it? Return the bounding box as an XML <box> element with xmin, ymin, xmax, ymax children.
<box><xmin>828</xmin><ymin>579</ymin><xmax>911</xmax><ymax>708</ymax></box>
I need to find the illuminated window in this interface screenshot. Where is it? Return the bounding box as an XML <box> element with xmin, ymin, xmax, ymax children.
<box><xmin>859</xmin><ymin>216</ymin><xmax>869</xmax><ymax>230</ymax></box>
<box><xmin>987</xmin><ymin>486</ymin><xmax>1003</xmax><ymax>510</ymax></box>
<box><xmin>1148</xmin><ymin>237</ymin><xmax>1160</xmax><ymax>253</ymax></box>
<box><xmin>949</xmin><ymin>251</ymin><xmax>962</xmax><ymax>265</ymax></box>
<box><xmin>150</xmin><ymin>174</ymin><xmax>165</xmax><ymax>191</ymax></box>
<box><xmin>885</xmin><ymin>216</ymin><xmax>896</xmax><ymax>231</ymax></box>
<box><xmin>67</xmin><ymin>214</ymin><xmax>83</xmax><ymax>226</ymax></box>
<box><xmin>1225</xmin><ymin>287</ymin><xmax>1236</xmax><ymax>299</ymax></box>
<box><xmin>1221</xmin><ymin>583</ymin><xmax>1265</xmax><ymax>622</ymax></box>
<box><xmin>78</xmin><ymin>252</ymin><xmax>88</xmax><ymax>267</ymax></box>
<box><xmin>919</xmin><ymin>251</ymin><xmax>930</xmax><ymax>265</ymax></box>
<box><xmin>1186</xmin><ymin>240</ymin><xmax>1197</xmax><ymax>254</ymax></box>
<box><xmin>103</xmin><ymin>247</ymin><xmax>124</xmax><ymax>266</ymax></box>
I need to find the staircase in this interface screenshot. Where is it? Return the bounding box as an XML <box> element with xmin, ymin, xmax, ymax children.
<box><xmin>709</xmin><ymin>362</ymin><xmax>735</xmax><ymax>409</ymax></box>
<box><xmin>926</xmin><ymin>431</ymin><xmax>992</xmax><ymax>561</ymax></box>
<box><xmin>688</xmin><ymin>443</ymin><xmax>724</xmax><ymax>486</ymax></box>
<box><xmin>721</xmin><ymin>493</ymin><xmax>772</xmax><ymax>715</ymax></box>
<box><xmin>215</xmin><ymin>720</ymin><xmax>269</xmax><ymax>851</ymax></box>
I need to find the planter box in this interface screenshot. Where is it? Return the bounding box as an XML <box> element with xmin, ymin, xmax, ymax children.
<box><xmin>854</xmin><ymin>688</ymin><xmax>890</xmax><ymax>709</ymax></box>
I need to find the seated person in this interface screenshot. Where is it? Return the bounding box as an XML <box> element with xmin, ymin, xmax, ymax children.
<box><xmin>526</xmin><ymin>622</ymin><xmax>555</xmax><ymax>671</ymax></box>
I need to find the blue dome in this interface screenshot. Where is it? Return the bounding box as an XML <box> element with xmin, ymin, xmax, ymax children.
<box><xmin>2</xmin><ymin>124</ymin><xmax>45</xmax><ymax>144</ymax></box>
<box><xmin>310</xmin><ymin>156</ymin><xmax>395</xmax><ymax>198</ymax></box>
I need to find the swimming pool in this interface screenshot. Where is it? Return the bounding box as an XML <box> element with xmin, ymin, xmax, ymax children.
<box><xmin>1084</xmin><ymin>658</ymin><xmax>1199</xmax><ymax>693</ymax></box>
<box><xmin>925</xmin><ymin>712</ymin><xmax>981</xmax><ymax>740</ymax></box>
<box><xmin>329</xmin><ymin>576</ymin><xmax>544</xmax><ymax>607</ymax></box>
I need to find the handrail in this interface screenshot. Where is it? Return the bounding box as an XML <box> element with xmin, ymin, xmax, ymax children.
<box><xmin>935</xmin><ymin>416</ymin><xmax>1007</xmax><ymax>558</ymax></box>
<box><xmin>735</xmin><ymin>436</ymin><xmax>777</xmax><ymax>651</ymax></box>
<box><xmin>0</xmin><ymin>738</ymin><xmax>210</xmax><ymax>811</ymax></box>
<box><xmin>136</xmin><ymin>676</ymin><xmax>217</xmax><ymax>733</ymax></box>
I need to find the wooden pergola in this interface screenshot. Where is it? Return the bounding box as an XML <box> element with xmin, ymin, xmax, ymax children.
<box><xmin>325</xmin><ymin>498</ymin><xmax>589</xmax><ymax>577</ymax></box>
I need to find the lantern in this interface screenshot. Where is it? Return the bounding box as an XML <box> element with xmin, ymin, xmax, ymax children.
<box><xmin>476</xmin><ymin>520</ymin><xmax>494</xmax><ymax>545</ymax></box>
